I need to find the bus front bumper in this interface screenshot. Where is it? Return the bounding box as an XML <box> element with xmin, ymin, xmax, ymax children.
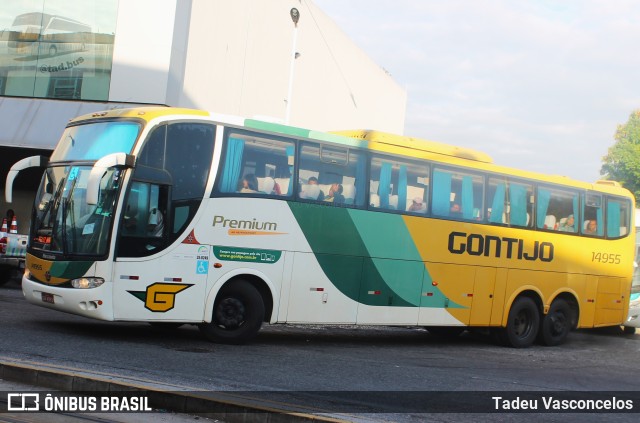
<box><xmin>22</xmin><ymin>276</ymin><xmax>114</xmax><ymax>321</ymax></box>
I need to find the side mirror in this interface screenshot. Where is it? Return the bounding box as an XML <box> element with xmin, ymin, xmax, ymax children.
<box><xmin>5</xmin><ymin>155</ymin><xmax>49</xmax><ymax>203</ymax></box>
<box><xmin>86</xmin><ymin>153</ymin><xmax>135</xmax><ymax>205</ymax></box>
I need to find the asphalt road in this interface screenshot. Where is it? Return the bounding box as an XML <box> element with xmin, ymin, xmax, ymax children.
<box><xmin>1</xmin><ymin>279</ymin><xmax>639</xmax><ymax>422</ymax></box>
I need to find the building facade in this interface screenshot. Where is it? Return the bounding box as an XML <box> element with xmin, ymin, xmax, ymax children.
<box><xmin>0</xmin><ymin>0</ymin><xmax>406</xmax><ymax>231</ymax></box>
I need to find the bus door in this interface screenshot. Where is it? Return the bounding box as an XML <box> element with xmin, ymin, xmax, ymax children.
<box><xmin>110</xmin><ymin>121</ymin><xmax>216</xmax><ymax>322</ymax></box>
<box><xmin>111</xmin><ymin>180</ymin><xmax>207</xmax><ymax>321</ymax></box>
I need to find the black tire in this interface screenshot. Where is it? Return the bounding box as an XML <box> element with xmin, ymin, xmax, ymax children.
<box><xmin>426</xmin><ymin>326</ymin><xmax>465</xmax><ymax>338</ymax></box>
<box><xmin>538</xmin><ymin>299</ymin><xmax>572</xmax><ymax>346</ymax></box>
<box><xmin>199</xmin><ymin>280</ymin><xmax>264</xmax><ymax>345</ymax></box>
<box><xmin>623</xmin><ymin>326</ymin><xmax>637</xmax><ymax>335</ymax></box>
<box><xmin>502</xmin><ymin>296</ymin><xmax>540</xmax><ymax>348</ymax></box>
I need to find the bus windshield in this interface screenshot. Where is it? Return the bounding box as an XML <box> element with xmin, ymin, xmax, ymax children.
<box><xmin>51</xmin><ymin>121</ymin><xmax>141</xmax><ymax>162</ymax></box>
<box><xmin>31</xmin><ymin>165</ymin><xmax>123</xmax><ymax>257</ymax></box>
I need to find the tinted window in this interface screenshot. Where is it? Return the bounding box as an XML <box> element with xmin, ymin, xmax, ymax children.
<box><xmin>537</xmin><ymin>186</ymin><xmax>579</xmax><ymax>233</ymax></box>
<box><xmin>432</xmin><ymin>167</ymin><xmax>484</xmax><ymax>221</ymax></box>
<box><xmin>217</xmin><ymin>131</ymin><xmax>295</xmax><ymax>197</ymax></box>
<box><xmin>370</xmin><ymin>155</ymin><xmax>429</xmax><ymax>214</ymax></box>
<box><xmin>298</xmin><ymin>142</ymin><xmax>365</xmax><ymax>206</ymax></box>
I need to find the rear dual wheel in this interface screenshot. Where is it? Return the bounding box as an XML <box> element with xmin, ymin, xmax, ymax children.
<box><xmin>538</xmin><ymin>299</ymin><xmax>572</xmax><ymax>346</ymax></box>
<box><xmin>497</xmin><ymin>296</ymin><xmax>573</xmax><ymax>347</ymax></box>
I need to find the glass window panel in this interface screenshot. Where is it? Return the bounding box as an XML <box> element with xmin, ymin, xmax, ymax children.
<box><xmin>607</xmin><ymin>197</ymin><xmax>631</xmax><ymax>238</ymax></box>
<box><xmin>369</xmin><ymin>155</ymin><xmax>429</xmax><ymax>214</ymax></box>
<box><xmin>508</xmin><ymin>181</ymin><xmax>534</xmax><ymax>228</ymax></box>
<box><xmin>432</xmin><ymin>167</ymin><xmax>483</xmax><ymax>221</ymax></box>
<box><xmin>0</xmin><ymin>0</ymin><xmax>118</xmax><ymax>101</ymax></box>
<box><xmin>536</xmin><ymin>186</ymin><xmax>578</xmax><ymax>233</ymax></box>
<box><xmin>487</xmin><ymin>177</ymin><xmax>507</xmax><ymax>224</ymax></box>
<box><xmin>218</xmin><ymin>131</ymin><xmax>296</xmax><ymax>198</ymax></box>
<box><xmin>298</xmin><ymin>142</ymin><xmax>364</xmax><ymax>206</ymax></box>
<box><xmin>165</xmin><ymin>123</ymin><xmax>215</xmax><ymax>201</ymax></box>
<box><xmin>583</xmin><ymin>192</ymin><xmax>603</xmax><ymax>237</ymax></box>
<box><xmin>50</xmin><ymin>121</ymin><xmax>141</xmax><ymax>161</ymax></box>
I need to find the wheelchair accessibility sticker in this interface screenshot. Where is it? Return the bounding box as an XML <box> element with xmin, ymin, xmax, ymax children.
<box><xmin>196</xmin><ymin>246</ymin><xmax>209</xmax><ymax>274</ymax></box>
<box><xmin>196</xmin><ymin>260</ymin><xmax>208</xmax><ymax>274</ymax></box>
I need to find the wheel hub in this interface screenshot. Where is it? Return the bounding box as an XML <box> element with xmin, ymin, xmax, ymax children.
<box><xmin>215</xmin><ymin>297</ymin><xmax>245</xmax><ymax>328</ymax></box>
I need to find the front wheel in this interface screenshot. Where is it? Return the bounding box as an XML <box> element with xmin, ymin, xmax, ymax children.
<box><xmin>499</xmin><ymin>296</ymin><xmax>540</xmax><ymax>348</ymax></box>
<box><xmin>199</xmin><ymin>280</ymin><xmax>264</xmax><ymax>345</ymax></box>
<box><xmin>539</xmin><ymin>299</ymin><xmax>572</xmax><ymax>346</ymax></box>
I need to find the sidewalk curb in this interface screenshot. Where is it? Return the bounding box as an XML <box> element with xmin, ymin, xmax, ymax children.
<box><xmin>0</xmin><ymin>360</ymin><xmax>352</xmax><ymax>423</ymax></box>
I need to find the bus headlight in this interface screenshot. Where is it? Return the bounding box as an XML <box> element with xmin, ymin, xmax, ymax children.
<box><xmin>71</xmin><ymin>277</ymin><xmax>105</xmax><ymax>289</ymax></box>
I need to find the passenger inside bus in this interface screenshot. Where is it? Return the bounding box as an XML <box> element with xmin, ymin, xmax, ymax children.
<box><xmin>408</xmin><ymin>197</ymin><xmax>426</xmax><ymax>212</ymax></box>
<box><xmin>558</xmin><ymin>215</ymin><xmax>575</xmax><ymax>232</ymax></box>
<box><xmin>324</xmin><ymin>183</ymin><xmax>345</xmax><ymax>204</ymax></box>
<box><xmin>299</xmin><ymin>176</ymin><xmax>324</xmax><ymax>200</ymax></box>
<box><xmin>584</xmin><ymin>220</ymin><xmax>598</xmax><ymax>235</ymax></box>
<box><xmin>239</xmin><ymin>174</ymin><xmax>258</xmax><ymax>193</ymax></box>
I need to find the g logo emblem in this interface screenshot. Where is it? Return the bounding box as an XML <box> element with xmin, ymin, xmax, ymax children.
<box><xmin>128</xmin><ymin>283</ymin><xmax>193</xmax><ymax>312</ymax></box>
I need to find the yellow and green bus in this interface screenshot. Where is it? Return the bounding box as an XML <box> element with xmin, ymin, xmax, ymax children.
<box><xmin>6</xmin><ymin>107</ymin><xmax>635</xmax><ymax>347</ymax></box>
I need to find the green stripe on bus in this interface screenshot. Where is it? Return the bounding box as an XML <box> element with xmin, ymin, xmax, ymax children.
<box><xmin>347</xmin><ymin>209</ymin><xmax>462</xmax><ymax>308</ymax></box>
<box><xmin>244</xmin><ymin>119</ymin><xmax>311</xmax><ymax>138</ymax></box>
<box><xmin>288</xmin><ymin>202</ymin><xmax>463</xmax><ymax>308</ymax></box>
<box><xmin>50</xmin><ymin>261</ymin><xmax>94</xmax><ymax>279</ymax></box>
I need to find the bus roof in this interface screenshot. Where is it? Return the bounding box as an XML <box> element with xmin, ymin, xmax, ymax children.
<box><xmin>68</xmin><ymin>107</ymin><xmax>210</xmax><ymax>124</ymax></box>
<box><xmin>65</xmin><ymin>107</ymin><xmax>632</xmax><ymax>198</ymax></box>
<box><xmin>331</xmin><ymin>129</ymin><xmax>493</xmax><ymax>164</ymax></box>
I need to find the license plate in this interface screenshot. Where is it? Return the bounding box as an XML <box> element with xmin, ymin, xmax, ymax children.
<box><xmin>41</xmin><ymin>292</ymin><xmax>55</xmax><ymax>304</ymax></box>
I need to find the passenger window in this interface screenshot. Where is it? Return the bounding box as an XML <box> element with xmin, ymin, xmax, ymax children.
<box><xmin>139</xmin><ymin>122</ymin><xmax>215</xmax><ymax>200</ymax></box>
<box><xmin>298</xmin><ymin>143</ymin><xmax>365</xmax><ymax>206</ymax></box>
<box><xmin>487</xmin><ymin>177</ymin><xmax>507</xmax><ymax>224</ymax></box>
<box><xmin>507</xmin><ymin>181</ymin><xmax>534</xmax><ymax>228</ymax></box>
<box><xmin>607</xmin><ymin>197</ymin><xmax>631</xmax><ymax>238</ymax></box>
<box><xmin>369</xmin><ymin>155</ymin><xmax>429</xmax><ymax>214</ymax></box>
<box><xmin>165</xmin><ymin>123</ymin><xmax>215</xmax><ymax>200</ymax></box>
<box><xmin>582</xmin><ymin>192</ymin><xmax>603</xmax><ymax>237</ymax></box>
<box><xmin>537</xmin><ymin>186</ymin><xmax>579</xmax><ymax>232</ymax></box>
<box><xmin>217</xmin><ymin>131</ymin><xmax>295</xmax><ymax>197</ymax></box>
<box><xmin>118</xmin><ymin>122</ymin><xmax>215</xmax><ymax>257</ymax></box>
<box><xmin>432</xmin><ymin>168</ymin><xmax>483</xmax><ymax>220</ymax></box>
<box><xmin>118</xmin><ymin>181</ymin><xmax>169</xmax><ymax>257</ymax></box>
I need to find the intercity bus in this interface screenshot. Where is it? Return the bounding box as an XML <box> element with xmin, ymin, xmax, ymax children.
<box><xmin>7</xmin><ymin>12</ymin><xmax>91</xmax><ymax>57</ymax></box>
<box><xmin>5</xmin><ymin>107</ymin><xmax>635</xmax><ymax>347</ymax></box>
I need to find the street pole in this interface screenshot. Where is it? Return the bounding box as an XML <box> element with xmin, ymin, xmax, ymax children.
<box><xmin>285</xmin><ymin>8</ymin><xmax>300</xmax><ymax>125</ymax></box>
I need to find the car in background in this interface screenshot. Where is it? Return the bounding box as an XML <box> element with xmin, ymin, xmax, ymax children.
<box><xmin>623</xmin><ymin>211</ymin><xmax>640</xmax><ymax>334</ymax></box>
<box><xmin>623</xmin><ymin>261</ymin><xmax>640</xmax><ymax>334</ymax></box>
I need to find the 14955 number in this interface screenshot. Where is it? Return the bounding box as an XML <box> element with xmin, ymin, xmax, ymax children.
<box><xmin>591</xmin><ymin>252</ymin><xmax>621</xmax><ymax>264</ymax></box>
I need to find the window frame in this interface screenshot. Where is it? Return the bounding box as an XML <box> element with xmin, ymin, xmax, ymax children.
<box><xmin>430</xmin><ymin>164</ymin><xmax>485</xmax><ymax>222</ymax></box>
<box><xmin>368</xmin><ymin>152</ymin><xmax>431</xmax><ymax>215</ymax></box>
<box><xmin>214</xmin><ymin>128</ymin><xmax>298</xmax><ymax>200</ymax></box>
